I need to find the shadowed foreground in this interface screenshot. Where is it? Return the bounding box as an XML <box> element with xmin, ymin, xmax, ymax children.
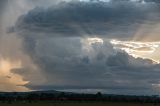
<box><xmin>0</xmin><ymin>101</ymin><xmax>158</xmax><ymax>106</ymax></box>
<box><xmin>1</xmin><ymin>91</ymin><xmax>160</xmax><ymax>106</ymax></box>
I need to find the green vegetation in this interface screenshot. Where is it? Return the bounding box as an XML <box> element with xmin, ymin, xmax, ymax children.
<box><xmin>0</xmin><ymin>101</ymin><xmax>158</xmax><ymax>106</ymax></box>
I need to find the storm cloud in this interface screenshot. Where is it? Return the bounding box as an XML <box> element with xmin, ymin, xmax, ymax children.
<box><xmin>2</xmin><ymin>0</ymin><xmax>160</xmax><ymax>95</ymax></box>
<box><xmin>13</xmin><ymin>37</ymin><xmax>160</xmax><ymax>95</ymax></box>
<box><xmin>14</xmin><ymin>0</ymin><xmax>160</xmax><ymax>40</ymax></box>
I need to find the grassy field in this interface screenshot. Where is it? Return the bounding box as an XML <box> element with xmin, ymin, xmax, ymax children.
<box><xmin>0</xmin><ymin>101</ymin><xmax>158</xmax><ymax>106</ymax></box>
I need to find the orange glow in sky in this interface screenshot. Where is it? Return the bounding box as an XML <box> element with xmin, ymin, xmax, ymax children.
<box><xmin>0</xmin><ymin>58</ymin><xmax>29</xmax><ymax>91</ymax></box>
<box><xmin>110</xmin><ymin>39</ymin><xmax>160</xmax><ymax>63</ymax></box>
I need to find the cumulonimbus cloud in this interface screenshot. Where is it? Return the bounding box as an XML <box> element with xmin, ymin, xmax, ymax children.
<box><xmin>5</xmin><ymin>0</ymin><xmax>160</xmax><ymax>95</ymax></box>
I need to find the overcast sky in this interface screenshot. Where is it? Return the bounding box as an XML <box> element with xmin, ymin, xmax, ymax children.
<box><xmin>1</xmin><ymin>0</ymin><xmax>160</xmax><ymax>95</ymax></box>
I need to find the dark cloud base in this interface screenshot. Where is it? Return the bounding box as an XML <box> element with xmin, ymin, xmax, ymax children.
<box><xmin>15</xmin><ymin>0</ymin><xmax>160</xmax><ymax>39</ymax></box>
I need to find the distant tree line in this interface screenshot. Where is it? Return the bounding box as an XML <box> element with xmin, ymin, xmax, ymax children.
<box><xmin>0</xmin><ymin>91</ymin><xmax>160</xmax><ymax>104</ymax></box>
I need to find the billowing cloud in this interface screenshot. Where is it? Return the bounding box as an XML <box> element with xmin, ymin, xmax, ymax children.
<box><xmin>12</xmin><ymin>37</ymin><xmax>160</xmax><ymax>95</ymax></box>
<box><xmin>11</xmin><ymin>0</ymin><xmax>160</xmax><ymax>95</ymax></box>
<box><xmin>14</xmin><ymin>0</ymin><xmax>160</xmax><ymax>40</ymax></box>
<box><xmin>1</xmin><ymin>0</ymin><xmax>160</xmax><ymax>95</ymax></box>
<box><xmin>110</xmin><ymin>39</ymin><xmax>160</xmax><ymax>63</ymax></box>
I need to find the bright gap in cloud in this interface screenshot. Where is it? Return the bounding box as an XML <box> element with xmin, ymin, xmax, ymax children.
<box><xmin>0</xmin><ymin>58</ymin><xmax>29</xmax><ymax>91</ymax></box>
<box><xmin>81</xmin><ymin>37</ymin><xmax>104</xmax><ymax>54</ymax></box>
<box><xmin>110</xmin><ymin>39</ymin><xmax>160</xmax><ymax>64</ymax></box>
<box><xmin>87</xmin><ymin>37</ymin><xmax>104</xmax><ymax>45</ymax></box>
